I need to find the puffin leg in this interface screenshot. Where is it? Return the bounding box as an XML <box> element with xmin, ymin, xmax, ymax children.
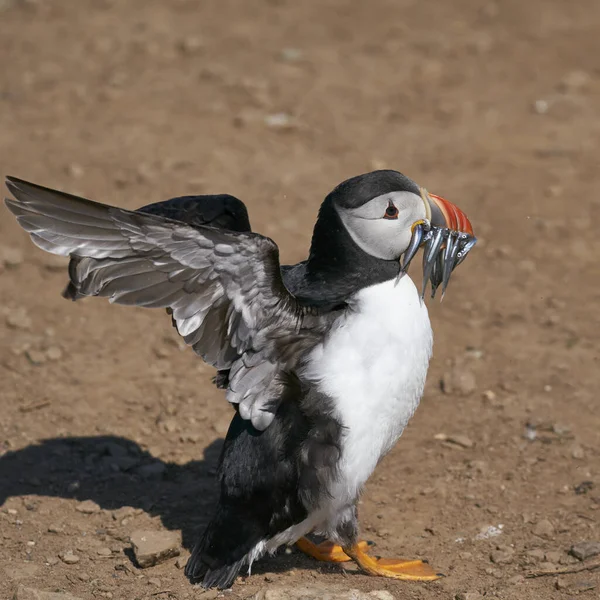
<box><xmin>295</xmin><ymin>537</ymin><xmax>372</xmax><ymax>562</ymax></box>
<box><xmin>342</xmin><ymin>544</ymin><xmax>442</xmax><ymax>581</ymax></box>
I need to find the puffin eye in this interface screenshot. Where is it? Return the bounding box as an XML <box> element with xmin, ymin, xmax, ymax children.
<box><xmin>383</xmin><ymin>203</ymin><xmax>399</xmax><ymax>219</ymax></box>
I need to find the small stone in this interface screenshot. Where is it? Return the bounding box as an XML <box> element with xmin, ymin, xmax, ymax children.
<box><xmin>175</xmin><ymin>555</ymin><xmax>188</xmax><ymax>569</ymax></box>
<box><xmin>177</xmin><ymin>36</ymin><xmax>203</xmax><ymax>54</ymax></box>
<box><xmin>507</xmin><ymin>575</ymin><xmax>524</xmax><ymax>585</ymax></box>
<box><xmin>441</xmin><ymin>366</ymin><xmax>476</xmax><ymax>396</ymax></box>
<box><xmin>154</xmin><ymin>346</ymin><xmax>171</xmax><ymax>359</ymax></box>
<box><xmin>559</xmin><ymin>70</ymin><xmax>591</xmax><ymax>93</ymax></box>
<box><xmin>66</xmin><ymin>163</ymin><xmax>84</xmax><ymax>178</ymax></box>
<box><xmin>570</xmin><ymin>541</ymin><xmax>600</xmax><ymax>560</ymax></box>
<box><xmin>264</xmin><ymin>112</ymin><xmax>295</xmax><ymax>130</ymax></box>
<box><xmin>532</xmin><ymin>519</ymin><xmax>555</xmax><ymax>538</ymax></box>
<box><xmin>490</xmin><ymin>547</ymin><xmax>514</xmax><ymax>564</ymax></box>
<box><xmin>574</xmin><ymin>481</ymin><xmax>594</xmax><ymax>495</ymax></box>
<box><xmin>111</xmin><ymin>506</ymin><xmax>139</xmax><ymax>521</ymax></box>
<box><xmin>545</xmin><ymin>551</ymin><xmax>562</xmax><ymax>564</ymax></box>
<box><xmin>45</xmin><ymin>346</ymin><xmax>63</xmax><ymax>361</ymax></box>
<box><xmin>130</xmin><ymin>530</ymin><xmax>180</xmax><ymax>568</ymax></box>
<box><xmin>46</xmin><ymin>557</ymin><xmax>59</xmax><ymax>566</ymax></box>
<box><xmin>48</xmin><ymin>524</ymin><xmax>64</xmax><ymax>534</ymax></box>
<box><xmin>25</xmin><ymin>350</ymin><xmax>46</xmax><ymax>365</ymax></box>
<box><xmin>280</xmin><ymin>48</ymin><xmax>303</xmax><ymax>62</ymax></box>
<box><xmin>482</xmin><ymin>389</ymin><xmax>497</xmax><ymax>402</ymax></box>
<box><xmin>58</xmin><ymin>550</ymin><xmax>80</xmax><ymax>564</ymax></box>
<box><xmin>6</xmin><ymin>308</ymin><xmax>32</xmax><ymax>330</ymax></box>
<box><xmin>447</xmin><ymin>434</ymin><xmax>474</xmax><ymax>449</ymax></box>
<box><xmin>147</xmin><ymin>578</ymin><xmax>161</xmax><ymax>587</ymax></box>
<box><xmin>533</xmin><ymin>99</ymin><xmax>549</xmax><ymax>114</ymax></box>
<box><xmin>0</xmin><ymin>246</ymin><xmax>24</xmax><ymax>268</ymax></box>
<box><xmin>77</xmin><ymin>573</ymin><xmax>90</xmax><ymax>582</ymax></box>
<box><xmin>75</xmin><ymin>500</ymin><xmax>101</xmax><ymax>514</ymax></box>
<box><xmin>96</xmin><ymin>547</ymin><xmax>112</xmax><ymax>557</ymax></box>
<box><xmin>14</xmin><ymin>586</ymin><xmax>84</xmax><ymax>600</ymax></box>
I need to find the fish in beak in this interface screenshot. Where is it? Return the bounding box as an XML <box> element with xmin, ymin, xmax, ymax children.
<box><xmin>400</xmin><ymin>188</ymin><xmax>476</xmax><ymax>300</ymax></box>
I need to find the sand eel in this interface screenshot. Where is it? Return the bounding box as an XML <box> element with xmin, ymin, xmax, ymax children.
<box><xmin>4</xmin><ymin>170</ymin><xmax>476</xmax><ymax>589</ymax></box>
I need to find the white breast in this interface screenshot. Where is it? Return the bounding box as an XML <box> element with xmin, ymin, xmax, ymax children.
<box><xmin>305</xmin><ymin>275</ymin><xmax>433</xmax><ymax>505</ymax></box>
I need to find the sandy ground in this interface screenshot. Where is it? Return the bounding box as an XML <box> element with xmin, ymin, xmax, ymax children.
<box><xmin>1</xmin><ymin>0</ymin><xmax>599</xmax><ymax>599</ymax></box>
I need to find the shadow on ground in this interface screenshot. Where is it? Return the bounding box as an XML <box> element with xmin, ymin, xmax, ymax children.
<box><xmin>0</xmin><ymin>435</ymin><xmax>224</xmax><ymax>551</ymax></box>
<box><xmin>0</xmin><ymin>435</ymin><xmax>336</xmax><ymax>580</ymax></box>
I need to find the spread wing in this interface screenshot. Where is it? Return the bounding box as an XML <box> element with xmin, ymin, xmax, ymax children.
<box><xmin>5</xmin><ymin>177</ymin><xmax>327</xmax><ymax>430</ymax></box>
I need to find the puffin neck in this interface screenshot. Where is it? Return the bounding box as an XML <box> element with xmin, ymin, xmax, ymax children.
<box><xmin>303</xmin><ymin>198</ymin><xmax>399</xmax><ymax>300</ymax></box>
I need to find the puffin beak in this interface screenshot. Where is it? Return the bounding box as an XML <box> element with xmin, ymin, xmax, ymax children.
<box><xmin>401</xmin><ymin>188</ymin><xmax>476</xmax><ymax>300</ymax></box>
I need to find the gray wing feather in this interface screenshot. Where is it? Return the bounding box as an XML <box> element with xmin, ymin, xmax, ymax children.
<box><xmin>5</xmin><ymin>177</ymin><xmax>326</xmax><ymax>430</ymax></box>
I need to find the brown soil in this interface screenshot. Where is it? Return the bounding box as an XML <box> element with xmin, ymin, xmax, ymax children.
<box><xmin>1</xmin><ymin>1</ymin><xmax>599</xmax><ymax>599</ymax></box>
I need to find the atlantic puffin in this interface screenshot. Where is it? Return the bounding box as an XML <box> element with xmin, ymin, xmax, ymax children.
<box><xmin>4</xmin><ymin>170</ymin><xmax>476</xmax><ymax>589</ymax></box>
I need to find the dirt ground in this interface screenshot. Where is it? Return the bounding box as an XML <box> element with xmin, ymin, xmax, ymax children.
<box><xmin>0</xmin><ymin>0</ymin><xmax>599</xmax><ymax>599</ymax></box>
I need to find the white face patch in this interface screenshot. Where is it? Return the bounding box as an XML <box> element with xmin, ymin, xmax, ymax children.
<box><xmin>335</xmin><ymin>191</ymin><xmax>427</xmax><ymax>260</ymax></box>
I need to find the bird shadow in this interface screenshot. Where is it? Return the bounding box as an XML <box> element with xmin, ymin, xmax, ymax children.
<box><xmin>0</xmin><ymin>434</ymin><xmax>337</xmax><ymax>579</ymax></box>
<box><xmin>0</xmin><ymin>434</ymin><xmax>224</xmax><ymax>551</ymax></box>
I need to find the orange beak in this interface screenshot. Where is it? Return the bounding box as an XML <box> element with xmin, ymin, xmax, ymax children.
<box><xmin>427</xmin><ymin>193</ymin><xmax>474</xmax><ymax>236</ymax></box>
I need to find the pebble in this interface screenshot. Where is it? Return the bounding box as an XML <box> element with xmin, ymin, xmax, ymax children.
<box><xmin>14</xmin><ymin>586</ymin><xmax>83</xmax><ymax>600</ymax></box>
<box><xmin>58</xmin><ymin>550</ymin><xmax>80</xmax><ymax>564</ymax></box>
<box><xmin>75</xmin><ymin>500</ymin><xmax>101</xmax><ymax>514</ymax></box>
<box><xmin>264</xmin><ymin>112</ymin><xmax>295</xmax><ymax>130</ymax></box>
<box><xmin>559</xmin><ymin>70</ymin><xmax>591</xmax><ymax>93</ymax></box>
<box><xmin>111</xmin><ymin>506</ymin><xmax>139</xmax><ymax>521</ymax></box>
<box><xmin>441</xmin><ymin>366</ymin><xmax>476</xmax><ymax>396</ymax></box>
<box><xmin>6</xmin><ymin>308</ymin><xmax>32</xmax><ymax>330</ymax></box>
<box><xmin>177</xmin><ymin>36</ymin><xmax>203</xmax><ymax>54</ymax></box>
<box><xmin>48</xmin><ymin>524</ymin><xmax>65</xmax><ymax>534</ymax></box>
<box><xmin>545</xmin><ymin>550</ymin><xmax>562</xmax><ymax>563</ymax></box>
<box><xmin>25</xmin><ymin>350</ymin><xmax>46</xmax><ymax>365</ymax></box>
<box><xmin>280</xmin><ymin>47</ymin><xmax>303</xmax><ymax>62</ymax></box>
<box><xmin>570</xmin><ymin>541</ymin><xmax>600</xmax><ymax>560</ymax></box>
<box><xmin>532</xmin><ymin>519</ymin><xmax>555</xmax><ymax>538</ymax></box>
<box><xmin>96</xmin><ymin>547</ymin><xmax>112</xmax><ymax>557</ymax></box>
<box><xmin>175</xmin><ymin>555</ymin><xmax>188</xmax><ymax>569</ymax></box>
<box><xmin>0</xmin><ymin>245</ymin><xmax>24</xmax><ymax>268</ymax></box>
<box><xmin>45</xmin><ymin>346</ymin><xmax>63</xmax><ymax>361</ymax></box>
<box><xmin>130</xmin><ymin>530</ymin><xmax>180</xmax><ymax>568</ymax></box>
<box><xmin>490</xmin><ymin>547</ymin><xmax>514</xmax><ymax>564</ymax></box>
<box><xmin>147</xmin><ymin>577</ymin><xmax>161</xmax><ymax>587</ymax></box>
<box><xmin>574</xmin><ymin>481</ymin><xmax>594</xmax><ymax>495</ymax></box>
<box><xmin>66</xmin><ymin>163</ymin><xmax>84</xmax><ymax>178</ymax></box>
<box><xmin>475</xmin><ymin>524</ymin><xmax>504</xmax><ymax>540</ymax></box>
<box><xmin>526</xmin><ymin>549</ymin><xmax>546</xmax><ymax>561</ymax></box>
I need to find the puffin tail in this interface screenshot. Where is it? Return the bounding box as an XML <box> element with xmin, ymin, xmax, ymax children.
<box><xmin>184</xmin><ymin>504</ymin><xmax>266</xmax><ymax>589</ymax></box>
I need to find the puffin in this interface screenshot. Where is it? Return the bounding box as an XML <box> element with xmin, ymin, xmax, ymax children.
<box><xmin>4</xmin><ymin>170</ymin><xmax>476</xmax><ymax>589</ymax></box>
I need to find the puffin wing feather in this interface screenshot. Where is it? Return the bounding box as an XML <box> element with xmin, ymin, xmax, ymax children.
<box><xmin>5</xmin><ymin>177</ymin><xmax>324</xmax><ymax>429</ymax></box>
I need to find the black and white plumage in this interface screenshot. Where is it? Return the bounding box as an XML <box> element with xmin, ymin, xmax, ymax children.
<box><xmin>4</xmin><ymin>170</ymin><xmax>475</xmax><ymax>589</ymax></box>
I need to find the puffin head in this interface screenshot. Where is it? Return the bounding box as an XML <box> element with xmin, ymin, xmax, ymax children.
<box><xmin>329</xmin><ymin>170</ymin><xmax>476</xmax><ymax>298</ymax></box>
